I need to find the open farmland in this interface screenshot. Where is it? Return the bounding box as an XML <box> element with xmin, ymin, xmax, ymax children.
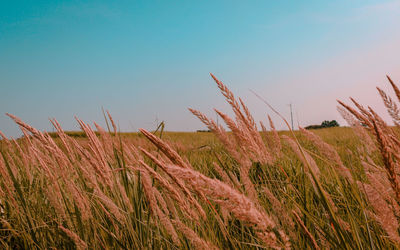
<box><xmin>1</xmin><ymin>75</ymin><xmax>400</xmax><ymax>249</ymax></box>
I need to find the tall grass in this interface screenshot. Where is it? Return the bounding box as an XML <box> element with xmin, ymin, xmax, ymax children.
<box><xmin>1</xmin><ymin>74</ymin><xmax>400</xmax><ymax>249</ymax></box>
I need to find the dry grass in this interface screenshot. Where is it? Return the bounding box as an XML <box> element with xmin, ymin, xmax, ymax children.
<box><xmin>1</xmin><ymin>74</ymin><xmax>400</xmax><ymax>249</ymax></box>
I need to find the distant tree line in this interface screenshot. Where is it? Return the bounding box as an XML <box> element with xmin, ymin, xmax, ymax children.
<box><xmin>305</xmin><ymin>120</ymin><xmax>339</xmax><ymax>130</ymax></box>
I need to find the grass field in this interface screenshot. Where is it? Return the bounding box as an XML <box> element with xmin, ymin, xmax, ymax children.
<box><xmin>1</xmin><ymin>75</ymin><xmax>400</xmax><ymax>249</ymax></box>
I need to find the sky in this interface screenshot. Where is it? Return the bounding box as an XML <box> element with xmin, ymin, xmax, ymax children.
<box><xmin>1</xmin><ymin>0</ymin><xmax>400</xmax><ymax>137</ymax></box>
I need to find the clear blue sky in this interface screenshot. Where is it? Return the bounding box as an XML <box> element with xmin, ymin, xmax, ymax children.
<box><xmin>1</xmin><ymin>0</ymin><xmax>400</xmax><ymax>137</ymax></box>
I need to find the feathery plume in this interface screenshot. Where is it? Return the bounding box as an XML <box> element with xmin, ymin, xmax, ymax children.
<box><xmin>140</xmin><ymin>169</ymin><xmax>180</xmax><ymax>245</ymax></box>
<box><xmin>189</xmin><ymin>108</ymin><xmax>249</xmax><ymax>169</ymax></box>
<box><xmin>163</xmin><ymin>164</ymin><xmax>289</xmax><ymax>247</ymax></box>
<box><xmin>359</xmin><ymin>182</ymin><xmax>400</xmax><ymax>243</ymax></box>
<box><xmin>337</xmin><ymin>107</ymin><xmax>376</xmax><ymax>153</ymax></box>
<box><xmin>139</xmin><ymin>129</ymin><xmax>191</xmax><ymax>169</ymax></box>
<box><xmin>106</xmin><ymin>110</ymin><xmax>117</xmax><ymax>136</ymax></box>
<box><xmin>172</xmin><ymin>219</ymin><xmax>218</xmax><ymax>250</ymax></box>
<box><xmin>59</xmin><ymin>225</ymin><xmax>88</xmax><ymax>250</ymax></box>
<box><xmin>283</xmin><ymin>136</ymin><xmax>320</xmax><ymax>178</ymax></box>
<box><xmin>94</xmin><ymin>189</ymin><xmax>125</xmax><ymax>224</ymax></box>
<box><xmin>139</xmin><ymin>160</ymin><xmax>200</xmax><ymax>221</ymax></box>
<box><xmin>387</xmin><ymin>75</ymin><xmax>400</xmax><ymax>103</ymax></box>
<box><xmin>371</xmin><ymin>118</ymin><xmax>400</xmax><ymax>205</ymax></box>
<box><xmin>377</xmin><ymin>87</ymin><xmax>400</xmax><ymax>125</ymax></box>
<box><xmin>139</xmin><ymin>148</ymin><xmax>207</xmax><ymax>219</ymax></box>
<box><xmin>300</xmin><ymin>127</ymin><xmax>353</xmax><ymax>182</ymax></box>
<box><xmin>337</xmin><ymin>100</ymin><xmax>373</xmax><ymax>129</ymax></box>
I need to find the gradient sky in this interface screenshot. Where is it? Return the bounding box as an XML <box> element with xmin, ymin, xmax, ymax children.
<box><xmin>1</xmin><ymin>0</ymin><xmax>400</xmax><ymax>137</ymax></box>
